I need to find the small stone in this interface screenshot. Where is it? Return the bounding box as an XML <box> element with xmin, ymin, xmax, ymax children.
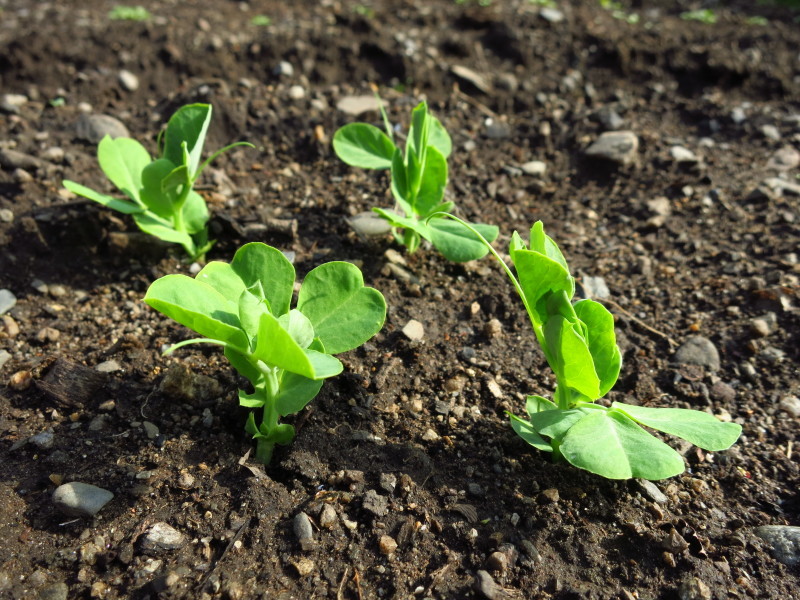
<box><xmin>485</xmin><ymin>120</ymin><xmax>511</xmax><ymax>139</ymax></box>
<box><xmin>275</xmin><ymin>61</ymin><xmax>294</xmax><ymax>77</ymax></box>
<box><xmin>486</xmin><ymin>551</ymin><xmax>508</xmax><ymax>572</ymax></box>
<box><xmin>292</xmin><ymin>557</ymin><xmax>315</xmax><ymax>577</ymax></box>
<box><xmin>767</xmin><ymin>146</ymin><xmax>800</xmax><ymax>170</ymax></box>
<box><xmin>288</xmin><ymin>85</ymin><xmax>306</xmax><ymax>100</ymax></box>
<box><xmin>88</xmin><ymin>415</ymin><xmax>111</xmax><ymax>432</ymax></box>
<box><xmin>118</xmin><ymin>70</ymin><xmax>139</xmax><ymax>91</ymax></box>
<box><xmin>585</xmin><ymin>131</ymin><xmax>639</xmax><ymax>165</ymax></box>
<box><xmin>593</xmin><ymin>107</ymin><xmax>625</xmax><ymax>130</ymax></box>
<box><xmin>31</xmin><ymin>279</ymin><xmax>48</xmax><ymax>294</ymax></box>
<box><xmin>731</xmin><ymin>107</ymin><xmax>747</xmax><ymax>124</ymax></box>
<box><xmin>0</xmin><ymin>208</ymin><xmax>13</xmax><ymax>222</ymax></box>
<box><xmin>520</xmin><ymin>160</ymin><xmax>546</xmax><ymax>176</ymax></box>
<box><xmin>581</xmin><ymin>275</ymin><xmax>610</xmax><ymax>299</ymax></box>
<box><xmin>678</xmin><ymin>577</ymin><xmax>712</xmax><ymax>600</ymax></box>
<box><xmin>140</xmin><ymin>522</ymin><xmax>184</xmax><ymax>554</ymax></box>
<box><xmin>0</xmin><ymin>349</ymin><xmax>10</xmax><ymax>371</ymax></box>
<box><xmin>538</xmin><ymin>488</ymin><xmax>559</xmax><ymax>503</ymax></box>
<box><xmin>670</xmin><ymin>145</ymin><xmax>698</xmax><ymax>163</ymax></box>
<box><xmin>336</xmin><ymin>95</ymin><xmax>381</xmax><ymax>116</ymax></box>
<box><xmin>52</xmin><ymin>482</ymin><xmax>114</xmax><ymax>517</ymax></box>
<box><xmin>402</xmin><ymin>319</ymin><xmax>424</xmax><ymax>341</ymax></box>
<box><xmin>0</xmin><ymin>289</ymin><xmax>17</xmax><ymax>315</ymax></box>
<box><xmin>384</xmin><ymin>248</ymin><xmax>407</xmax><ymax>266</ymax></box>
<box><xmin>48</xmin><ymin>284</ymin><xmax>67</xmax><ymax>297</ymax></box>
<box><xmin>750</xmin><ymin>318</ymin><xmax>771</xmax><ymax>338</ymax></box>
<box><xmin>177</xmin><ymin>471</ymin><xmax>195</xmax><ymax>489</ymax></box>
<box><xmin>451</xmin><ymin>65</ymin><xmax>492</xmax><ymax>94</ymax></box>
<box><xmin>379</xmin><ymin>473</ymin><xmax>397</xmax><ymax>494</ymax></box>
<box><xmin>95</xmin><ymin>360</ymin><xmax>121</xmax><ymax>373</ymax></box>
<box><xmin>9</xmin><ymin>370</ymin><xmax>33</xmax><ymax>390</ymax></box>
<box><xmin>778</xmin><ymin>396</ymin><xmax>800</xmax><ymax>418</ymax></box>
<box><xmin>483</xmin><ymin>318</ymin><xmax>502</xmax><ymax>338</ymax></box>
<box><xmin>75</xmin><ymin>114</ymin><xmax>130</xmax><ymax>143</ymax></box>
<box><xmin>637</xmin><ymin>480</ymin><xmax>668</xmax><ymax>504</ymax></box>
<box><xmin>378</xmin><ymin>535</ymin><xmax>398</xmax><ymax>555</ymax></box>
<box><xmin>761</xmin><ymin>124</ymin><xmax>781</xmax><ymax>141</ymax></box>
<box><xmin>348</xmin><ymin>211</ymin><xmax>392</xmax><ymax>237</ymax></box>
<box><xmin>754</xmin><ymin>525</ymin><xmax>800</xmax><ymax>566</ymax></box>
<box><xmin>647</xmin><ymin>197</ymin><xmax>672</xmax><ymax>216</ymax></box>
<box><xmin>35</xmin><ymin>327</ymin><xmax>61</xmax><ymax>344</ymax></box>
<box><xmin>30</xmin><ymin>430</ymin><xmax>55</xmax><ymax>450</ymax></box>
<box><xmin>539</xmin><ymin>7</ymin><xmax>565</xmax><ymax>23</ymax></box>
<box><xmin>474</xmin><ymin>570</ymin><xmax>504</xmax><ymax>600</ymax></box>
<box><xmin>319</xmin><ymin>504</ymin><xmax>337</xmax><ymax>529</ymax></box>
<box><xmin>709</xmin><ymin>381</ymin><xmax>736</xmax><ymax>403</ymax></box>
<box><xmin>42</xmin><ymin>147</ymin><xmax>65</xmax><ymax>163</ymax></box>
<box><xmin>0</xmin><ymin>92</ymin><xmax>28</xmax><ymax>114</ymax></box>
<box><xmin>37</xmin><ymin>582</ymin><xmax>69</xmax><ymax>600</ymax></box>
<box><xmin>673</xmin><ymin>336</ymin><xmax>720</xmax><ymax>372</ymax></box>
<box><xmin>761</xmin><ymin>346</ymin><xmax>786</xmax><ymax>363</ymax></box>
<box><xmin>467</xmin><ymin>482</ymin><xmax>484</xmax><ymax>497</ymax></box>
<box><xmin>362</xmin><ymin>490</ymin><xmax>388</xmax><ymax>517</ymax></box>
<box><xmin>142</xmin><ymin>421</ymin><xmax>160</xmax><ymax>439</ymax></box>
<box><xmin>13</xmin><ymin>168</ymin><xmax>33</xmax><ymax>183</ymax></box>
<box><xmin>421</xmin><ymin>428</ymin><xmax>440</xmax><ymax>441</ymax></box>
<box><xmin>293</xmin><ymin>512</ymin><xmax>314</xmax><ymax>547</ymax></box>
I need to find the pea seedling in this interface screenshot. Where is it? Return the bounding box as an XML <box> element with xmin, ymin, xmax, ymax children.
<box><xmin>144</xmin><ymin>242</ymin><xmax>386</xmax><ymax>463</ymax></box>
<box><xmin>333</xmin><ymin>100</ymin><xmax>498</xmax><ymax>262</ymax></box>
<box><xmin>64</xmin><ymin>103</ymin><xmax>252</xmax><ymax>260</ymax></box>
<box><xmin>436</xmin><ymin>216</ymin><xmax>741</xmax><ymax>480</ymax></box>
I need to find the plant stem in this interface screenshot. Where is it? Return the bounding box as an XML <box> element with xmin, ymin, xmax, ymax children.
<box><xmin>255</xmin><ymin>367</ymin><xmax>281</xmax><ymax>464</ymax></box>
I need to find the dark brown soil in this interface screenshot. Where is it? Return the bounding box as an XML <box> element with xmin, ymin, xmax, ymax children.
<box><xmin>1</xmin><ymin>1</ymin><xmax>799</xmax><ymax>598</ymax></box>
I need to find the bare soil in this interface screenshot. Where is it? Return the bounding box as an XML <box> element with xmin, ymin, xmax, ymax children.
<box><xmin>1</xmin><ymin>1</ymin><xmax>799</xmax><ymax>599</ymax></box>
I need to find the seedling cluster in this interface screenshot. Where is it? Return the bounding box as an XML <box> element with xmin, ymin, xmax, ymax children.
<box><xmin>65</xmin><ymin>98</ymin><xmax>741</xmax><ymax>475</ymax></box>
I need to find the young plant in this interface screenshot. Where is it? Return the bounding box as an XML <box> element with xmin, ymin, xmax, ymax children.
<box><xmin>64</xmin><ymin>103</ymin><xmax>252</xmax><ymax>261</ymax></box>
<box><xmin>144</xmin><ymin>243</ymin><xmax>386</xmax><ymax>463</ymax></box>
<box><xmin>436</xmin><ymin>216</ymin><xmax>741</xmax><ymax>480</ymax></box>
<box><xmin>333</xmin><ymin>100</ymin><xmax>498</xmax><ymax>262</ymax></box>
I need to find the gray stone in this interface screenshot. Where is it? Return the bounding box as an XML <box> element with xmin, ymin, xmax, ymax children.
<box><xmin>767</xmin><ymin>146</ymin><xmax>800</xmax><ymax>170</ymax></box>
<box><xmin>754</xmin><ymin>525</ymin><xmax>800</xmax><ymax>566</ymax></box>
<box><xmin>761</xmin><ymin>124</ymin><xmax>781</xmax><ymax>141</ymax></box>
<box><xmin>778</xmin><ymin>395</ymin><xmax>800</xmax><ymax>418</ymax></box>
<box><xmin>362</xmin><ymin>489</ymin><xmax>388</xmax><ymax>517</ymax></box>
<box><xmin>41</xmin><ymin>147</ymin><xmax>65</xmax><ymax>163</ymax></box>
<box><xmin>670</xmin><ymin>145</ymin><xmax>698</xmax><ymax>163</ymax></box>
<box><xmin>288</xmin><ymin>85</ymin><xmax>306</xmax><ymax>100</ymax></box>
<box><xmin>594</xmin><ymin>107</ymin><xmax>625</xmax><ymax>131</ymax></box>
<box><xmin>140</xmin><ymin>522</ymin><xmax>184</xmax><ymax>553</ymax></box>
<box><xmin>0</xmin><ymin>289</ymin><xmax>16</xmax><ymax>315</ymax></box>
<box><xmin>118</xmin><ymin>70</ymin><xmax>139</xmax><ymax>91</ymax></box>
<box><xmin>584</xmin><ymin>131</ymin><xmax>639</xmax><ymax>165</ymax></box>
<box><xmin>336</xmin><ymin>95</ymin><xmax>381</xmax><ymax>116</ymax></box>
<box><xmin>142</xmin><ymin>421</ymin><xmax>160</xmax><ymax>439</ymax></box>
<box><xmin>52</xmin><ymin>482</ymin><xmax>114</xmax><ymax>517</ymax></box>
<box><xmin>0</xmin><ymin>208</ymin><xmax>13</xmax><ymax>223</ymax></box>
<box><xmin>474</xmin><ymin>570</ymin><xmax>504</xmax><ymax>600</ymax></box>
<box><xmin>765</xmin><ymin>177</ymin><xmax>800</xmax><ymax>197</ymax></box>
<box><xmin>95</xmin><ymin>359</ymin><xmax>122</xmax><ymax>373</ymax></box>
<box><xmin>75</xmin><ymin>114</ymin><xmax>130</xmax><ymax>143</ymax></box>
<box><xmin>402</xmin><ymin>319</ymin><xmax>424</xmax><ymax>341</ymax></box>
<box><xmin>293</xmin><ymin>512</ymin><xmax>314</xmax><ymax>546</ymax></box>
<box><xmin>275</xmin><ymin>61</ymin><xmax>294</xmax><ymax>77</ymax></box>
<box><xmin>451</xmin><ymin>65</ymin><xmax>491</xmax><ymax>94</ymax></box>
<box><xmin>539</xmin><ymin>7</ymin><xmax>565</xmax><ymax>23</ymax></box>
<box><xmin>0</xmin><ymin>93</ymin><xmax>27</xmax><ymax>114</ymax></box>
<box><xmin>30</xmin><ymin>430</ymin><xmax>55</xmax><ymax>450</ymax></box>
<box><xmin>582</xmin><ymin>275</ymin><xmax>610</xmax><ymax>299</ymax></box>
<box><xmin>637</xmin><ymin>479</ymin><xmax>668</xmax><ymax>504</ymax></box>
<box><xmin>348</xmin><ymin>211</ymin><xmax>392</xmax><ymax>238</ymax></box>
<box><xmin>647</xmin><ymin>197</ymin><xmax>672</xmax><ymax>216</ymax></box>
<box><xmin>678</xmin><ymin>576</ymin><xmax>711</xmax><ymax>600</ymax></box>
<box><xmin>730</xmin><ymin>107</ymin><xmax>746</xmax><ymax>124</ymax></box>
<box><xmin>0</xmin><ymin>148</ymin><xmax>42</xmax><ymax>171</ymax></box>
<box><xmin>0</xmin><ymin>350</ymin><xmax>10</xmax><ymax>371</ymax></box>
<box><xmin>485</xmin><ymin>120</ymin><xmax>511</xmax><ymax>140</ymax></box>
<box><xmin>673</xmin><ymin>336</ymin><xmax>720</xmax><ymax>372</ymax></box>
<box><xmin>37</xmin><ymin>582</ymin><xmax>69</xmax><ymax>600</ymax></box>
<box><xmin>319</xmin><ymin>504</ymin><xmax>337</xmax><ymax>529</ymax></box>
<box><xmin>520</xmin><ymin>160</ymin><xmax>546</xmax><ymax>176</ymax></box>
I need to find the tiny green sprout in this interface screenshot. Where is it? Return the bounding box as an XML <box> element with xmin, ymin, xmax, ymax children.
<box><xmin>432</xmin><ymin>215</ymin><xmax>742</xmax><ymax>480</ymax></box>
<box><xmin>49</xmin><ymin>97</ymin><xmax>66</xmax><ymax>108</ymax></box>
<box><xmin>108</xmin><ymin>5</ymin><xmax>152</xmax><ymax>21</ymax></box>
<box><xmin>64</xmin><ymin>104</ymin><xmax>253</xmax><ymax>261</ymax></box>
<box><xmin>745</xmin><ymin>15</ymin><xmax>768</xmax><ymax>25</ymax></box>
<box><xmin>250</xmin><ymin>14</ymin><xmax>272</xmax><ymax>26</ymax></box>
<box><xmin>680</xmin><ymin>9</ymin><xmax>717</xmax><ymax>24</ymax></box>
<box><xmin>144</xmin><ymin>242</ymin><xmax>387</xmax><ymax>464</ymax></box>
<box><xmin>333</xmin><ymin>99</ymin><xmax>498</xmax><ymax>262</ymax></box>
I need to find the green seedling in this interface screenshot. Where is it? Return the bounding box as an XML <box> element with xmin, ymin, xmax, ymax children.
<box><xmin>333</xmin><ymin>100</ymin><xmax>498</xmax><ymax>262</ymax></box>
<box><xmin>144</xmin><ymin>242</ymin><xmax>386</xmax><ymax>464</ymax></box>
<box><xmin>434</xmin><ymin>216</ymin><xmax>741</xmax><ymax>480</ymax></box>
<box><xmin>108</xmin><ymin>5</ymin><xmax>152</xmax><ymax>21</ymax></box>
<box><xmin>680</xmin><ymin>9</ymin><xmax>717</xmax><ymax>24</ymax></box>
<box><xmin>250</xmin><ymin>14</ymin><xmax>272</xmax><ymax>26</ymax></box>
<box><xmin>64</xmin><ymin>104</ymin><xmax>253</xmax><ymax>261</ymax></box>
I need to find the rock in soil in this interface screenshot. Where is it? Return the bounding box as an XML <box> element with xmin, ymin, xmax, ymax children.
<box><xmin>52</xmin><ymin>482</ymin><xmax>114</xmax><ymax>517</ymax></box>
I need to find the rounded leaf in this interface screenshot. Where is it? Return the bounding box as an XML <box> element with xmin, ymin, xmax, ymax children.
<box><xmin>333</xmin><ymin>123</ymin><xmax>395</xmax><ymax>170</ymax></box>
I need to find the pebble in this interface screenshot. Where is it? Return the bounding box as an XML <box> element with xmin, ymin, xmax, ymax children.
<box><xmin>293</xmin><ymin>512</ymin><xmax>314</xmax><ymax>548</ymax></box>
<box><xmin>778</xmin><ymin>396</ymin><xmax>800</xmax><ymax>418</ymax></box>
<box><xmin>673</xmin><ymin>336</ymin><xmax>720</xmax><ymax>372</ymax></box>
<box><xmin>594</xmin><ymin>107</ymin><xmax>625</xmax><ymax>131</ymax></box>
<box><xmin>0</xmin><ymin>92</ymin><xmax>28</xmax><ymax>114</ymax></box>
<box><xmin>9</xmin><ymin>370</ymin><xmax>32</xmax><ymax>390</ymax></box>
<box><xmin>379</xmin><ymin>472</ymin><xmax>397</xmax><ymax>494</ymax></box>
<box><xmin>378</xmin><ymin>535</ymin><xmax>398</xmax><ymax>555</ymax></box>
<box><xmin>348</xmin><ymin>211</ymin><xmax>392</xmax><ymax>237</ymax></box>
<box><xmin>142</xmin><ymin>421</ymin><xmax>160</xmax><ymax>439</ymax></box>
<box><xmin>384</xmin><ymin>248</ymin><xmax>407</xmax><ymax>266</ymax></box>
<box><xmin>678</xmin><ymin>577</ymin><xmax>712</xmax><ymax>600</ymax></box>
<box><xmin>451</xmin><ymin>65</ymin><xmax>492</xmax><ymax>94</ymax></box>
<box><xmin>37</xmin><ymin>582</ymin><xmax>69</xmax><ymax>600</ymax></box>
<box><xmin>584</xmin><ymin>131</ymin><xmax>639</xmax><ymax>165</ymax></box>
<box><xmin>636</xmin><ymin>479</ymin><xmax>668</xmax><ymax>504</ymax></box>
<box><xmin>765</xmin><ymin>177</ymin><xmax>800</xmax><ymax>197</ymax></box>
<box><xmin>767</xmin><ymin>146</ymin><xmax>800</xmax><ymax>170</ymax></box>
<box><xmin>402</xmin><ymin>319</ymin><xmax>424</xmax><ymax>341</ymax></box>
<box><xmin>75</xmin><ymin>114</ymin><xmax>130</xmax><ymax>143</ymax></box>
<box><xmin>581</xmin><ymin>275</ymin><xmax>610</xmax><ymax>299</ymax></box>
<box><xmin>42</xmin><ymin>146</ymin><xmax>65</xmax><ymax>163</ymax></box>
<box><xmin>539</xmin><ymin>7</ymin><xmax>565</xmax><ymax>23</ymax></box>
<box><xmin>30</xmin><ymin>430</ymin><xmax>55</xmax><ymax>450</ymax></box>
<box><xmin>421</xmin><ymin>428</ymin><xmax>440</xmax><ymax>441</ymax></box>
<box><xmin>52</xmin><ymin>482</ymin><xmax>114</xmax><ymax>517</ymax></box>
<box><xmin>486</xmin><ymin>551</ymin><xmax>508</xmax><ymax>572</ymax></box>
<box><xmin>275</xmin><ymin>61</ymin><xmax>294</xmax><ymax>77</ymax></box>
<box><xmin>319</xmin><ymin>504</ymin><xmax>337</xmax><ymax>529</ymax></box>
<box><xmin>140</xmin><ymin>522</ymin><xmax>184</xmax><ymax>554</ymax></box>
<box><xmin>750</xmin><ymin>314</ymin><xmax>775</xmax><ymax>337</ymax></box>
<box><xmin>292</xmin><ymin>557</ymin><xmax>315</xmax><ymax>577</ymax></box>
<box><xmin>709</xmin><ymin>381</ymin><xmax>736</xmax><ymax>403</ymax></box>
<box><xmin>647</xmin><ymin>197</ymin><xmax>672</xmax><ymax>216</ymax></box>
<box><xmin>520</xmin><ymin>160</ymin><xmax>546</xmax><ymax>176</ymax></box>
<box><xmin>0</xmin><ymin>208</ymin><xmax>13</xmax><ymax>222</ymax></box>
<box><xmin>483</xmin><ymin>318</ymin><xmax>502</xmax><ymax>338</ymax></box>
<box><xmin>362</xmin><ymin>489</ymin><xmax>389</xmax><ymax>517</ymax></box>
<box><xmin>0</xmin><ymin>148</ymin><xmax>41</xmax><ymax>170</ymax></box>
<box><xmin>95</xmin><ymin>359</ymin><xmax>121</xmax><ymax>373</ymax></box>
<box><xmin>730</xmin><ymin>107</ymin><xmax>746</xmax><ymax>124</ymax></box>
<box><xmin>0</xmin><ymin>289</ymin><xmax>17</xmax><ymax>315</ymax></box>
<box><xmin>761</xmin><ymin>124</ymin><xmax>781</xmax><ymax>141</ymax></box>
<box><xmin>753</xmin><ymin>526</ymin><xmax>800</xmax><ymax>566</ymax></box>
<box><xmin>670</xmin><ymin>145</ymin><xmax>698</xmax><ymax>163</ymax></box>
<box><xmin>288</xmin><ymin>85</ymin><xmax>306</xmax><ymax>100</ymax></box>
<box><xmin>13</xmin><ymin>167</ymin><xmax>33</xmax><ymax>183</ymax></box>
<box><xmin>35</xmin><ymin>327</ymin><xmax>61</xmax><ymax>344</ymax></box>
<box><xmin>0</xmin><ymin>349</ymin><xmax>10</xmax><ymax>370</ymax></box>
<box><xmin>118</xmin><ymin>69</ymin><xmax>139</xmax><ymax>91</ymax></box>
<box><xmin>336</xmin><ymin>95</ymin><xmax>381</xmax><ymax>116</ymax></box>
<box><xmin>485</xmin><ymin>120</ymin><xmax>511</xmax><ymax>140</ymax></box>
<box><xmin>474</xmin><ymin>570</ymin><xmax>504</xmax><ymax>600</ymax></box>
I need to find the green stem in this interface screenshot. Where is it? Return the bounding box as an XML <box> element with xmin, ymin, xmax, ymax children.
<box><xmin>255</xmin><ymin>367</ymin><xmax>281</xmax><ymax>464</ymax></box>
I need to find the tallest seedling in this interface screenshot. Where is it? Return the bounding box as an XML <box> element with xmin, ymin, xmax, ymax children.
<box><xmin>437</xmin><ymin>217</ymin><xmax>741</xmax><ymax>480</ymax></box>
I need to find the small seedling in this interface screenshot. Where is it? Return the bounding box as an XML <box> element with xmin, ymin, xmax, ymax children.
<box><xmin>333</xmin><ymin>100</ymin><xmax>498</xmax><ymax>262</ymax></box>
<box><xmin>108</xmin><ymin>5</ymin><xmax>152</xmax><ymax>21</ymax></box>
<box><xmin>144</xmin><ymin>242</ymin><xmax>386</xmax><ymax>463</ymax></box>
<box><xmin>680</xmin><ymin>9</ymin><xmax>717</xmax><ymax>24</ymax></box>
<box><xmin>434</xmin><ymin>216</ymin><xmax>741</xmax><ymax>480</ymax></box>
<box><xmin>64</xmin><ymin>104</ymin><xmax>252</xmax><ymax>261</ymax></box>
<box><xmin>250</xmin><ymin>14</ymin><xmax>272</xmax><ymax>26</ymax></box>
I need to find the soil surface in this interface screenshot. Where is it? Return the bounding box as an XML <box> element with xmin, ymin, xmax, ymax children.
<box><xmin>1</xmin><ymin>1</ymin><xmax>799</xmax><ymax>599</ymax></box>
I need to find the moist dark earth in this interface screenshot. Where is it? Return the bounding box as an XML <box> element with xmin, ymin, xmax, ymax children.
<box><xmin>1</xmin><ymin>0</ymin><xmax>799</xmax><ymax>598</ymax></box>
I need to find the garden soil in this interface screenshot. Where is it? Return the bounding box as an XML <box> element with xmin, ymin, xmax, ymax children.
<box><xmin>1</xmin><ymin>0</ymin><xmax>799</xmax><ymax>598</ymax></box>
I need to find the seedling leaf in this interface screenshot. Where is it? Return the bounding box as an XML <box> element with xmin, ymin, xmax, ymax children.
<box><xmin>333</xmin><ymin>123</ymin><xmax>396</xmax><ymax>169</ymax></box>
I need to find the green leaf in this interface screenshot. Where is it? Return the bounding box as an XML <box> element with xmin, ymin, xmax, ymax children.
<box><xmin>96</xmin><ymin>135</ymin><xmax>150</xmax><ymax>205</ymax></box>
<box><xmin>428</xmin><ymin>219</ymin><xmax>499</xmax><ymax>262</ymax></box>
<box><xmin>144</xmin><ymin>275</ymin><xmax>248</xmax><ymax>348</ymax></box>
<box><xmin>573</xmin><ymin>299</ymin><xmax>621</xmax><ymax>396</ymax></box>
<box><xmin>560</xmin><ymin>410</ymin><xmax>686</xmax><ymax>480</ymax></box>
<box><xmin>530</xmin><ymin>221</ymin><xmax>570</xmax><ymax>272</ymax></box>
<box><xmin>428</xmin><ymin>116</ymin><xmax>452</xmax><ymax>158</ymax></box>
<box><xmin>509</xmin><ymin>231</ymin><xmax>527</xmax><ymax>262</ymax></box>
<box><xmin>132</xmin><ymin>212</ymin><xmax>196</xmax><ymax>255</ymax></box>
<box><xmin>275</xmin><ymin>371</ymin><xmax>324</xmax><ymax>416</ymax></box>
<box><xmin>543</xmin><ymin>315</ymin><xmax>601</xmax><ymax>400</ymax></box>
<box><xmin>239</xmin><ymin>389</ymin><xmax>266</xmax><ymax>408</ymax></box>
<box><xmin>140</xmin><ymin>158</ymin><xmax>181</xmax><ymax>219</ymax></box>
<box><xmin>62</xmin><ymin>180</ymin><xmax>144</xmax><ymax>215</ymax></box>
<box><xmin>278</xmin><ymin>309</ymin><xmax>315</xmax><ymax>349</ymax></box>
<box><xmin>230</xmin><ymin>243</ymin><xmax>295</xmax><ymax>317</ymax></box>
<box><xmin>332</xmin><ymin>123</ymin><xmax>396</xmax><ymax>170</ymax></box>
<box><xmin>304</xmin><ymin>348</ymin><xmax>344</xmax><ymax>379</ymax></box>
<box><xmin>224</xmin><ymin>346</ymin><xmax>262</xmax><ymax>384</ymax></box>
<box><xmin>181</xmin><ymin>190</ymin><xmax>210</xmax><ymax>234</ymax></box>
<box><xmin>509</xmin><ymin>413</ymin><xmax>552</xmax><ymax>452</ymax></box>
<box><xmin>407</xmin><ymin>102</ymin><xmax>429</xmax><ymax>160</ymax></box>
<box><xmin>163</xmin><ymin>103</ymin><xmax>212</xmax><ymax>177</ymax></box>
<box><xmin>238</xmin><ymin>289</ymin><xmax>269</xmax><ymax>340</ymax></box>
<box><xmin>389</xmin><ymin>148</ymin><xmax>411</xmax><ymax>212</ymax></box>
<box><xmin>526</xmin><ymin>395</ymin><xmax>557</xmax><ymax>416</ymax></box>
<box><xmin>297</xmin><ymin>261</ymin><xmax>386</xmax><ymax>354</ymax></box>
<box><xmin>529</xmin><ymin>407</ymin><xmax>591</xmax><ymax>440</ymax></box>
<box><xmin>611</xmin><ymin>402</ymin><xmax>742</xmax><ymax>451</ymax></box>
<box><xmin>513</xmin><ymin>249</ymin><xmax>574</xmax><ymax>326</ymax></box>
<box><xmin>414</xmin><ymin>145</ymin><xmax>448</xmax><ymax>216</ymax></box>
